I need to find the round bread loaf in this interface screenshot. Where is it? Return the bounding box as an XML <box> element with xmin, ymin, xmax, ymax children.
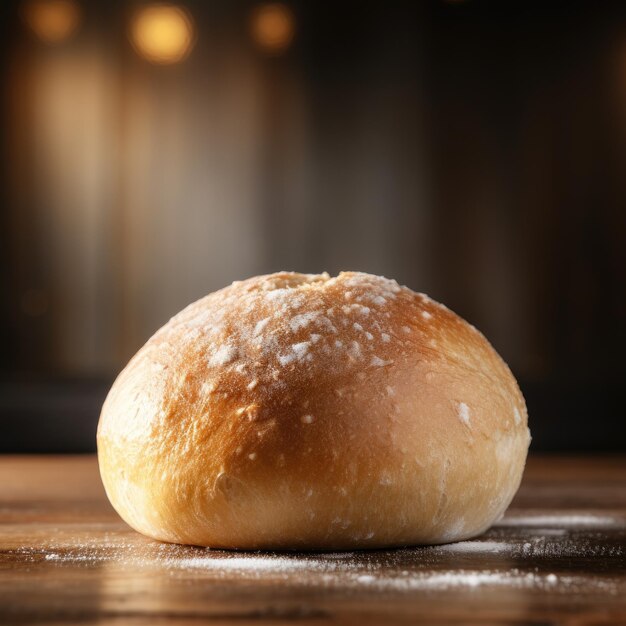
<box><xmin>98</xmin><ymin>271</ymin><xmax>530</xmax><ymax>549</ymax></box>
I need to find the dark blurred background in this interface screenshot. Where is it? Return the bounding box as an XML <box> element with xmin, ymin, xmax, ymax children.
<box><xmin>0</xmin><ymin>0</ymin><xmax>624</xmax><ymax>453</ymax></box>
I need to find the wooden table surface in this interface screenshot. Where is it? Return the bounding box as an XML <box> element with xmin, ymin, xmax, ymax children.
<box><xmin>0</xmin><ymin>455</ymin><xmax>624</xmax><ymax>625</ymax></box>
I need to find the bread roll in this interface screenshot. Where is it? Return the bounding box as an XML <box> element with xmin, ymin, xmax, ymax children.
<box><xmin>97</xmin><ymin>271</ymin><xmax>530</xmax><ymax>549</ymax></box>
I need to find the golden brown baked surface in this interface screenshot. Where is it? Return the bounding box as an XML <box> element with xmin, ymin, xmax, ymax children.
<box><xmin>97</xmin><ymin>271</ymin><xmax>530</xmax><ymax>549</ymax></box>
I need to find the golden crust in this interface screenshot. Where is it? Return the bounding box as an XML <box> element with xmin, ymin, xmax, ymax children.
<box><xmin>97</xmin><ymin>271</ymin><xmax>530</xmax><ymax>549</ymax></box>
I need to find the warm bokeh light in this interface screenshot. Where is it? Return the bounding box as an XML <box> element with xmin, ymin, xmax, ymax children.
<box><xmin>250</xmin><ymin>3</ymin><xmax>295</xmax><ymax>54</ymax></box>
<box><xmin>129</xmin><ymin>3</ymin><xmax>195</xmax><ymax>65</ymax></box>
<box><xmin>21</xmin><ymin>0</ymin><xmax>81</xmax><ymax>44</ymax></box>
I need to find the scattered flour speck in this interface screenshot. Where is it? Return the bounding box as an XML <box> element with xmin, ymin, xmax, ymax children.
<box><xmin>278</xmin><ymin>353</ymin><xmax>296</xmax><ymax>366</ymax></box>
<box><xmin>357</xmin><ymin>574</ymin><xmax>376</xmax><ymax>583</ymax></box>
<box><xmin>254</xmin><ymin>317</ymin><xmax>270</xmax><ymax>335</ymax></box>
<box><xmin>457</xmin><ymin>402</ymin><xmax>471</xmax><ymax>426</ymax></box>
<box><xmin>209</xmin><ymin>343</ymin><xmax>238</xmax><ymax>366</ymax></box>
<box><xmin>292</xmin><ymin>341</ymin><xmax>311</xmax><ymax>359</ymax></box>
<box><xmin>439</xmin><ymin>540</ymin><xmax>511</xmax><ymax>554</ymax></box>
<box><xmin>347</xmin><ymin>341</ymin><xmax>361</xmax><ymax>359</ymax></box>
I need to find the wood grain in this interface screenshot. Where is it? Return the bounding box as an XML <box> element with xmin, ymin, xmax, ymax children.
<box><xmin>0</xmin><ymin>455</ymin><xmax>624</xmax><ymax>625</ymax></box>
